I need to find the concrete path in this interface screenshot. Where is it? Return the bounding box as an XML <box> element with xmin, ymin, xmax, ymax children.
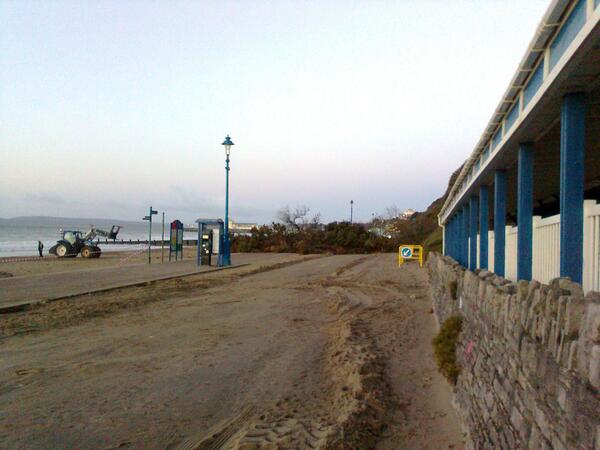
<box><xmin>0</xmin><ymin>253</ymin><xmax>297</xmax><ymax>312</ymax></box>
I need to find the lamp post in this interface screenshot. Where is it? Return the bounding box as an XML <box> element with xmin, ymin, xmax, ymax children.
<box><xmin>350</xmin><ymin>200</ymin><xmax>354</xmax><ymax>224</ymax></box>
<box><xmin>221</xmin><ymin>135</ymin><xmax>234</xmax><ymax>266</ymax></box>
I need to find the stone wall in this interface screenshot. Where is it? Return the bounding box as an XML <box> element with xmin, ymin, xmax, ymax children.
<box><xmin>427</xmin><ymin>253</ymin><xmax>600</xmax><ymax>449</ymax></box>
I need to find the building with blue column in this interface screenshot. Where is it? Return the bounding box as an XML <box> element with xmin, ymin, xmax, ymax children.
<box><xmin>438</xmin><ymin>0</ymin><xmax>600</xmax><ymax>293</ymax></box>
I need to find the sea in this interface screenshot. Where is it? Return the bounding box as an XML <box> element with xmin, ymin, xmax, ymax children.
<box><xmin>0</xmin><ymin>217</ymin><xmax>171</xmax><ymax>257</ymax></box>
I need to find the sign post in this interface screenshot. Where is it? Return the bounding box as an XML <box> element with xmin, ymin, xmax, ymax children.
<box><xmin>142</xmin><ymin>206</ymin><xmax>158</xmax><ymax>264</ymax></box>
<box><xmin>398</xmin><ymin>244</ymin><xmax>423</xmax><ymax>267</ymax></box>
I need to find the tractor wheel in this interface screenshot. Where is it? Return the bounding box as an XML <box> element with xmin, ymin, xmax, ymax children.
<box><xmin>92</xmin><ymin>246</ymin><xmax>101</xmax><ymax>258</ymax></box>
<box><xmin>55</xmin><ymin>243</ymin><xmax>69</xmax><ymax>257</ymax></box>
<box><xmin>81</xmin><ymin>246</ymin><xmax>93</xmax><ymax>258</ymax></box>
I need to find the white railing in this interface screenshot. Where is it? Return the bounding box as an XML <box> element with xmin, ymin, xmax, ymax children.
<box><xmin>488</xmin><ymin>230</ymin><xmax>495</xmax><ymax>272</ymax></box>
<box><xmin>584</xmin><ymin>200</ymin><xmax>600</xmax><ymax>293</ymax></box>
<box><xmin>461</xmin><ymin>199</ymin><xmax>600</xmax><ymax>293</ymax></box>
<box><xmin>532</xmin><ymin>215</ymin><xmax>561</xmax><ymax>284</ymax></box>
<box><xmin>505</xmin><ymin>225</ymin><xmax>518</xmax><ymax>282</ymax></box>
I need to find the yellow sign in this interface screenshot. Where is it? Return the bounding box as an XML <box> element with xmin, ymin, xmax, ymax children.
<box><xmin>398</xmin><ymin>244</ymin><xmax>423</xmax><ymax>267</ymax></box>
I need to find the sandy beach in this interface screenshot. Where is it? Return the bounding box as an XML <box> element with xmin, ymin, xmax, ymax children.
<box><xmin>0</xmin><ymin>253</ymin><xmax>463</xmax><ymax>448</ymax></box>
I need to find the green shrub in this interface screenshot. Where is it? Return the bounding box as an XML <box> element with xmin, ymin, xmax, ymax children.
<box><xmin>423</xmin><ymin>227</ymin><xmax>443</xmax><ymax>258</ymax></box>
<box><xmin>432</xmin><ymin>315</ymin><xmax>463</xmax><ymax>384</ymax></box>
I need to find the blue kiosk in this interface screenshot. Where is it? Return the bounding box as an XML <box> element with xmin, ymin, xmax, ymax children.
<box><xmin>195</xmin><ymin>218</ymin><xmax>225</xmax><ymax>267</ymax></box>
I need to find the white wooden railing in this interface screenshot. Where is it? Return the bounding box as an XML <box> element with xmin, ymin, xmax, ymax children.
<box><xmin>464</xmin><ymin>199</ymin><xmax>600</xmax><ymax>293</ymax></box>
<box><xmin>488</xmin><ymin>230</ymin><xmax>495</xmax><ymax>272</ymax></box>
<box><xmin>532</xmin><ymin>215</ymin><xmax>561</xmax><ymax>284</ymax></box>
<box><xmin>584</xmin><ymin>200</ymin><xmax>600</xmax><ymax>293</ymax></box>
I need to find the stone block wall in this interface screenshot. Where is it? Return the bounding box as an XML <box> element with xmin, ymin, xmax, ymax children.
<box><xmin>427</xmin><ymin>253</ymin><xmax>600</xmax><ymax>449</ymax></box>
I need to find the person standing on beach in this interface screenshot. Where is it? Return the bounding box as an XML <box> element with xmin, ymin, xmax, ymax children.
<box><xmin>38</xmin><ymin>240</ymin><xmax>44</xmax><ymax>257</ymax></box>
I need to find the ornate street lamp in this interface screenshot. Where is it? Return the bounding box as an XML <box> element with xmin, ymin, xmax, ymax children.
<box><xmin>221</xmin><ymin>135</ymin><xmax>234</xmax><ymax>266</ymax></box>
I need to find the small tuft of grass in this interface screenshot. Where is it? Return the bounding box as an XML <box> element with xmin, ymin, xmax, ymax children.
<box><xmin>432</xmin><ymin>315</ymin><xmax>463</xmax><ymax>384</ymax></box>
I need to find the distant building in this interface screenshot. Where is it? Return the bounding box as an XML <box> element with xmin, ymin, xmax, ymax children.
<box><xmin>400</xmin><ymin>209</ymin><xmax>416</xmax><ymax>220</ymax></box>
<box><xmin>229</xmin><ymin>219</ymin><xmax>257</xmax><ymax>236</ymax></box>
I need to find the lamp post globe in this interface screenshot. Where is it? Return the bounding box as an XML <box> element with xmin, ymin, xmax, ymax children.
<box><xmin>220</xmin><ymin>135</ymin><xmax>234</xmax><ymax>266</ymax></box>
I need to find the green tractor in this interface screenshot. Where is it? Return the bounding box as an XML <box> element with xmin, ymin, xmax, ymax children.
<box><xmin>49</xmin><ymin>226</ymin><xmax>121</xmax><ymax>258</ymax></box>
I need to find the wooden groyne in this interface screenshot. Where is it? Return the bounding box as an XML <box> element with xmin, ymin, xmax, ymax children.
<box><xmin>95</xmin><ymin>239</ymin><xmax>200</xmax><ymax>246</ymax></box>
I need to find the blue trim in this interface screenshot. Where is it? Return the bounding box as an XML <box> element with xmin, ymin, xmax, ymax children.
<box><xmin>560</xmin><ymin>93</ymin><xmax>585</xmax><ymax>283</ymax></box>
<box><xmin>505</xmin><ymin>101</ymin><xmax>519</xmax><ymax>132</ymax></box>
<box><xmin>494</xmin><ymin>170</ymin><xmax>507</xmax><ymax>277</ymax></box>
<box><xmin>469</xmin><ymin>196</ymin><xmax>478</xmax><ymax>271</ymax></box>
<box><xmin>479</xmin><ymin>186</ymin><xmax>489</xmax><ymax>270</ymax></box>
<box><xmin>550</xmin><ymin>0</ymin><xmax>587</xmax><ymax>70</ymax></box>
<box><xmin>523</xmin><ymin>62</ymin><xmax>544</xmax><ymax>108</ymax></box>
<box><xmin>517</xmin><ymin>143</ymin><xmax>534</xmax><ymax>281</ymax></box>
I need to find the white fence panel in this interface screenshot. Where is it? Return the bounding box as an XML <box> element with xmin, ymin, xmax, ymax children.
<box><xmin>449</xmin><ymin>199</ymin><xmax>600</xmax><ymax>293</ymax></box>
<box><xmin>467</xmin><ymin>237</ymin><xmax>471</xmax><ymax>268</ymax></box>
<box><xmin>488</xmin><ymin>230</ymin><xmax>495</xmax><ymax>272</ymax></box>
<box><xmin>532</xmin><ymin>215</ymin><xmax>560</xmax><ymax>284</ymax></box>
<box><xmin>584</xmin><ymin>200</ymin><xmax>600</xmax><ymax>293</ymax></box>
<box><xmin>476</xmin><ymin>234</ymin><xmax>480</xmax><ymax>268</ymax></box>
<box><xmin>505</xmin><ymin>225</ymin><xmax>518</xmax><ymax>282</ymax></box>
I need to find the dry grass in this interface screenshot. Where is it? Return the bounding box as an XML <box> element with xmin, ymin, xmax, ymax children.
<box><xmin>432</xmin><ymin>315</ymin><xmax>463</xmax><ymax>384</ymax></box>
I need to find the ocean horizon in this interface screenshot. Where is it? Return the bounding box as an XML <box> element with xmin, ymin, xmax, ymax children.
<box><xmin>0</xmin><ymin>216</ymin><xmax>184</xmax><ymax>257</ymax></box>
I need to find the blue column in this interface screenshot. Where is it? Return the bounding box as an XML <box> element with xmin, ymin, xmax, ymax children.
<box><xmin>456</xmin><ymin>211</ymin><xmax>462</xmax><ymax>264</ymax></box>
<box><xmin>469</xmin><ymin>196</ymin><xmax>478</xmax><ymax>271</ymax></box>
<box><xmin>517</xmin><ymin>143</ymin><xmax>534</xmax><ymax>281</ymax></box>
<box><xmin>452</xmin><ymin>216</ymin><xmax>457</xmax><ymax>260</ymax></box>
<box><xmin>457</xmin><ymin>210</ymin><xmax>463</xmax><ymax>265</ymax></box>
<box><xmin>453</xmin><ymin>217</ymin><xmax>457</xmax><ymax>259</ymax></box>
<box><xmin>479</xmin><ymin>186</ymin><xmax>489</xmax><ymax>270</ymax></box>
<box><xmin>463</xmin><ymin>203</ymin><xmax>470</xmax><ymax>267</ymax></box>
<box><xmin>449</xmin><ymin>216</ymin><xmax>454</xmax><ymax>259</ymax></box>
<box><xmin>560</xmin><ymin>93</ymin><xmax>586</xmax><ymax>283</ymax></box>
<box><xmin>494</xmin><ymin>171</ymin><xmax>507</xmax><ymax>277</ymax></box>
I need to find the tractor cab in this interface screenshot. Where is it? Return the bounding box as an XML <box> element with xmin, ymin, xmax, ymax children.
<box><xmin>62</xmin><ymin>231</ymin><xmax>83</xmax><ymax>246</ymax></box>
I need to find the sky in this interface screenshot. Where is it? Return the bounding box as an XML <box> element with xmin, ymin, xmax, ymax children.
<box><xmin>0</xmin><ymin>0</ymin><xmax>550</xmax><ymax>224</ymax></box>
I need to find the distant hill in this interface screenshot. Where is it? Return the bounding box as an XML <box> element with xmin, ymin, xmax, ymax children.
<box><xmin>381</xmin><ymin>165</ymin><xmax>463</xmax><ymax>255</ymax></box>
<box><xmin>419</xmin><ymin>165</ymin><xmax>463</xmax><ymax>254</ymax></box>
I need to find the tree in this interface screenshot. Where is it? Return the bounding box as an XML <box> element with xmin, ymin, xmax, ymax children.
<box><xmin>384</xmin><ymin>205</ymin><xmax>402</xmax><ymax>220</ymax></box>
<box><xmin>277</xmin><ymin>205</ymin><xmax>314</xmax><ymax>232</ymax></box>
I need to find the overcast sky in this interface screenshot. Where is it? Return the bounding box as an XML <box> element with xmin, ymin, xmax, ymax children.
<box><xmin>1</xmin><ymin>0</ymin><xmax>549</xmax><ymax>224</ymax></box>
